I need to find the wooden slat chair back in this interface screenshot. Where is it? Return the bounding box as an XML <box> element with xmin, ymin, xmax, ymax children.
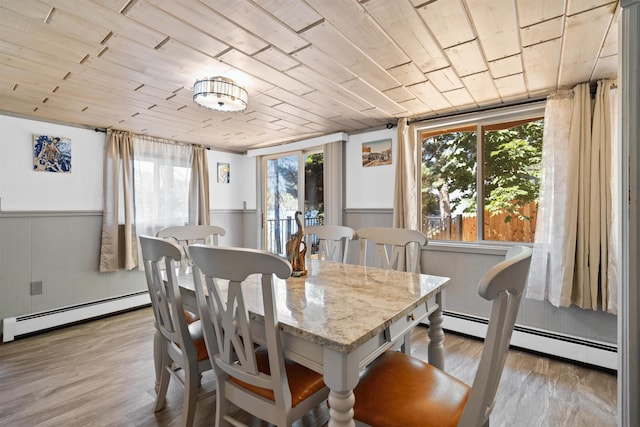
<box><xmin>305</xmin><ymin>225</ymin><xmax>356</xmax><ymax>263</ymax></box>
<box><xmin>138</xmin><ymin>235</ymin><xmax>212</xmax><ymax>427</ymax></box>
<box><xmin>156</xmin><ymin>225</ymin><xmax>226</xmax><ymax>274</ymax></box>
<box><xmin>356</xmin><ymin>226</ymin><xmax>427</xmax><ymax>273</ymax></box>
<box><xmin>353</xmin><ymin>245</ymin><xmax>533</xmax><ymax>427</ymax></box>
<box><xmin>189</xmin><ymin>245</ymin><xmax>330</xmax><ymax>427</ymax></box>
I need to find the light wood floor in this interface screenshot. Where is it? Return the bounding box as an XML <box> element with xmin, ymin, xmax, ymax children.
<box><xmin>0</xmin><ymin>307</ymin><xmax>616</xmax><ymax>426</ymax></box>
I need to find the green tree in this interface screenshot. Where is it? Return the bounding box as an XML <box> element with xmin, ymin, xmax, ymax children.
<box><xmin>483</xmin><ymin>120</ymin><xmax>543</xmax><ymax>221</ymax></box>
<box><xmin>421</xmin><ymin>131</ymin><xmax>477</xmax><ymax>220</ymax></box>
<box><xmin>304</xmin><ymin>153</ymin><xmax>324</xmax><ymax>222</ymax></box>
<box><xmin>421</xmin><ymin>119</ymin><xmax>543</xmax><ymax>225</ymax></box>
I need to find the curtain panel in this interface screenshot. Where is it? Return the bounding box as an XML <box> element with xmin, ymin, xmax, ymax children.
<box><xmin>324</xmin><ymin>140</ymin><xmax>345</xmax><ymax>226</ymax></box>
<box><xmin>393</xmin><ymin>118</ymin><xmax>420</xmax><ymax>230</ymax></box>
<box><xmin>393</xmin><ymin>118</ymin><xmax>422</xmax><ymax>273</ymax></box>
<box><xmin>189</xmin><ymin>146</ymin><xmax>210</xmax><ymax>225</ymax></box>
<box><xmin>99</xmin><ymin>132</ymin><xmax>210</xmax><ymax>272</ymax></box>
<box><xmin>526</xmin><ymin>90</ymin><xmax>575</xmax><ymax>306</ymax></box>
<box><xmin>99</xmin><ymin>130</ymin><xmax>137</xmax><ymax>272</ymax></box>
<box><xmin>527</xmin><ymin>80</ymin><xmax>618</xmax><ymax>312</ymax></box>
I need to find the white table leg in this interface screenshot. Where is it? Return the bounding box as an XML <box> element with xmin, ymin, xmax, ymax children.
<box><xmin>323</xmin><ymin>350</ymin><xmax>359</xmax><ymax>427</ymax></box>
<box><xmin>427</xmin><ymin>291</ymin><xmax>445</xmax><ymax>370</ymax></box>
<box><xmin>328</xmin><ymin>389</ymin><xmax>356</xmax><ymax>427</ymax></box>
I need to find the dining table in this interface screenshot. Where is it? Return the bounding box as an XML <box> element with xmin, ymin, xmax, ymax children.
<box><xmin>168</xmin><ymin>258</ymin><xmax>450</xmax><ymax>427</ymax></box>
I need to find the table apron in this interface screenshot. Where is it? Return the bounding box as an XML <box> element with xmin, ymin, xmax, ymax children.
<box><xmin>247</xmin><ymin>297</ymin><xmax>438</xmax><ymax>378</ymax></box>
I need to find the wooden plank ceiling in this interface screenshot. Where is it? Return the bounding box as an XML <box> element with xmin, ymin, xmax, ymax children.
<box><xmin>0</xmin><ymin>0</ymin><xmax>619</xmax><ymax>153</ymax></box>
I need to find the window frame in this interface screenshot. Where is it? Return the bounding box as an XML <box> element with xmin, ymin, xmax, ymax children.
<box><xmin>414</xmin><ymin>101</ymin><xmax>546</xmax><ymax>246</ymax></box>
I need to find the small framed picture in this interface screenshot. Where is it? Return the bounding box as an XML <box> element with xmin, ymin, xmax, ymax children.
<box><xmin>33</xmin><ymin>134</ymin><xmax>72</xmax><ymax>173</ymax></box>
<box><xmin>362</xmin><ymin>139</ymin><xmax>392</xmax><ymax>167</ymax></box>
<box><xmin>217</xmin><ymin>162</ymin><xmax>230</xmax><ymax>183</ymax></box>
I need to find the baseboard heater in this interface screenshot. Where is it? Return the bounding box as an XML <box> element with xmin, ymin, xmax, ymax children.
<box><xmin>443</xmin><ymin>310</ymin><xmax>617</xmax><ymax>371</ymax></box>
<box><xmin>2</xmin><ymin>291</ymin><xmax>150</xmax><ymax>343</ymax></box>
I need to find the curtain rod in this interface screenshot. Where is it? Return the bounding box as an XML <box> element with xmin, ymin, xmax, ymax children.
<box><xmin>406</xmin><ymin>96</ymin><xmax>547</xmax><ymax>126</ymax></box>
<box><xmin>407</xmin><ymin>79</ymin><xmax>618</xmax><ymax>126</ymax></box>
<box><xmin>94</xmin><ymin>127</ymin><xmax>211</xmax><ymax>149</ymax></box>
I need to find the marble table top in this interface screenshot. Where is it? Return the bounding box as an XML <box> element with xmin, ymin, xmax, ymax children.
<box><xmin>181</xmin><ymin>258</ymin><xmax>449</xmax><ymax>353</ymax></box>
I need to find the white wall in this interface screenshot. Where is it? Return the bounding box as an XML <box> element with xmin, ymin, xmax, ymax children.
<box><xmin>207</xmin><ymin>150</ymin><xmax>257</xmax><ymax>210</ymax></box>
<box><xmin>0</xmin><ymin>113</ymin><xmax>254</xmax><ymax>212</ymax></box>
<box><xmin>0</xmin><ymin>115</ymin><xmax>104</xmax><ymax>211</ymax></box>
<box><xmin>344</xmin><ymin>128</ymin><xmax>396</xmax><ymax>209</ymax></box>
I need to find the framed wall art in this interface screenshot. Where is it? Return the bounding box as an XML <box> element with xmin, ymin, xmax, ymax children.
<box><xmin>33</xmin><ymin>134</ymin><xmax>71</xmax><ymax>173</ymax></box>
<box><xmin>361</xmin><ymin>138</ymin><xmax>392</xmax><ymax>167</ymax></box>
<box><xmin>217</xmin><ymin>162</ymin><xmax>230</xmax><ymax>183</ymax></box>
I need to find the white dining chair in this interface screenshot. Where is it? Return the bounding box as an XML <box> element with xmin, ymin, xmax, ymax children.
<box><xmin>305</xmin><ymin>224</ymin><xmax>356</xmax><ymax>263</ymax></box>
<box><xmin>189</xmin><ymin>244</ymin><xmax>330</xmax><ymax>427</ymax></box>
<box><xmin>156</xmin><ymin>224</ymin><xmax>226</xmax><ymax>274</ymax></box>
<box><xmin>356</xmin><ymin>226</ymin><xmax>428</xmax><ymax>353</ymax></box>
<box><xmin>139</xmin><ymin>235</ymin><xmax>213</xmax><ymax>427</ymax></box>
<box><xmin>353</xmin><ymin>245</ymin><xmax>533</xmax><ymax>427</ymax></box>
<box><xmin>355</xmin><ymin>226</ymin><xmax>427</xmax><ymax>273</ymax></box>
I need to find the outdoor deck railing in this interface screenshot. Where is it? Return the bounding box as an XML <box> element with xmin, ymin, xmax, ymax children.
<box><xmin>266</xmin><ymin>216</ymin><xmax>323</xmax><ymax>255</ymax></box>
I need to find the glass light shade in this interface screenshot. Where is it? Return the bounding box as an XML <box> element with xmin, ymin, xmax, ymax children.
<box><xmin>193</xmin><ymin>76</ymin><xmax>248</xmax><ymax>112</ymax></box>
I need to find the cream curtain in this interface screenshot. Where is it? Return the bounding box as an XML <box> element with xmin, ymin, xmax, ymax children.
<box><xmin>100</xmin><ymin>132</ymin><xmax>210</xmax><ymax>272</ymax></box>
<box><xmin>323</xmin><ymin>140</ymin><xmax>345</xmax><ymax>226</ymax></box>
<box><xmin>606</xmin><ymin>84</ymin><xmax>619</xmax><ymax>313</ymax></box>
<box><xmin>594</xmin><ymin>81</ymin><xmax>617</xmax><ymax>313</ymax></box>
<box><xmin>99</xmin><ymin>130</ymin><xmax>137</xmax><ymax>272</ymax></box>
<box><xmin>189</xmin><ymin>146</ymin><xmax>210</xmax><ymax>225</ymax></box>
<box><xmin>527</xmin><ymin>80</ymin><xmax>617</xmax><ymax>312</ymax></box>
<box><xmin>393</xmin><ymin>118</ymin><xmax>422</xmax><ymax>273</ymax></box>
<box><xmin>571</xmin><ymin>82</ymin><xmax>594</xmax><ymax>308</ymax></box>
<box><xmin>393</xmin><ymin>118</ymin><xmax>420</xmax><ymax>230</ymax></box>
<box><xmin>526</xmin><ymin>90</ymin><xmax>575</xmax><ymax>305</ymax></box>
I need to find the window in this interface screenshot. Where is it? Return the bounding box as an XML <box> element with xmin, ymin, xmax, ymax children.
<box><xmin>133</xmin><ymin>138</ymin><xmax>191</xmax><ymax>236</ymax></box>
<box><xmin>420</xmin><ymin>110</ymin><xmax>543</xmax><ymax>243</ymax></box>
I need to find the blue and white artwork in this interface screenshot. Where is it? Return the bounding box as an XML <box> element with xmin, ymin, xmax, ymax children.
<box><xmin>33</xmin><ymin>134</ymin><xmax>71</xmax><ymax>173</ymax></box>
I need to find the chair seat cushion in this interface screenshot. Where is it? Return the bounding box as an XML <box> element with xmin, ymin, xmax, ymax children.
<box><xmin>187</xmin><ymin>320</ymin><xmax>209</xmax><ymax>362</ymax></box>
<box><xmin>183</xmin><ymin>309</ymin><xmax>200</xmax><ymax>324</ymax></box>
<box><xmin>230</xmin><ymin>346</ymin><xmax>326</xmax><ymax>407</ymax></box>
<box><xmin>353</xmin><ymin>350</ymin><xmax>471</xmax><ymax>427</ymax></box>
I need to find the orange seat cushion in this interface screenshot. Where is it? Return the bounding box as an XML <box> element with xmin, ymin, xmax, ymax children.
<box><xmin>230</xmin><ymin>346</ymin><xmax>326</xmax><ymax>407</ymax></box>
<box><xmin>353</xmin><ymin>350</ymin><xmax>471</xmax><ymax>427</ymax></box>
<box><xmin>187</xmin><ymin>320</ymin><xmax>209</xmax><ymax>362</ymax></box>
<box><xmin>183</xmin><ymin>310</ymin><xmax>200</xmax><ymax>324</ymax></box>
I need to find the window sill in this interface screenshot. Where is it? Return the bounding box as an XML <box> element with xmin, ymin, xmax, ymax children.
<box><xmin>423</xmin><ymin>240</ymin><xmax>532</xmax><ymax>256</ymax></box>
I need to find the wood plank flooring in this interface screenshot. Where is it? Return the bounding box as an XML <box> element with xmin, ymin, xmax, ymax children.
<box><xmin>0</xmin><ymin>307</ymin><xmax>616</xmax><ymax>426</ymax></box>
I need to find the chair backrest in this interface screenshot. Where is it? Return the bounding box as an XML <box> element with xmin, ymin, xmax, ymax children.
<box><xmin>156</xmin><ymin>224</ymin><xmax>226</xmax><ymax>246</ymax></box>
<box><xmin>305</xmin><ymin>225</ymin><xmax>355</xmax><ymax>263</ymax></box>
<box><xmin>156</xmin><ymin>225</ymin><xmax>226</xmax><ymax>273</ymax></box>
<box><xmin>139</xmin><ymin>235</ymin><xmax>199</xmax><ymax>363</ymax></box>
<box><xmin>356</xmin><ymin>226</ymin><xmax>427</xmax><ymax>272</ymax></box>
<box><xmin>459</xmin><ymin>245</ymin><xmax>532</xmax><ymax>427</ymax></box>
<box><xmin>188</xmin><ymin>245</ymin><xmax>296</xmax><ymax>413</ymax></box>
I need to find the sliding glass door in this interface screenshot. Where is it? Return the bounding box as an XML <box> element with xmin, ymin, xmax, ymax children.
<box><xmin>265</xmin><ymin>153</ymin><xmax>299</xmax><ymax>256</ymax></box>
<box><xmin>264</xmin><ymin>150</ymin><xmax>323</xmax><ymax>256</ymax></box>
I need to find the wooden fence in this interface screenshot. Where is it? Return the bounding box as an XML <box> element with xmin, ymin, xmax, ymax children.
<box><xmin>425</xmin><ymin>202</ymin><xmax>537</xmax><ymax>243</ymax></box>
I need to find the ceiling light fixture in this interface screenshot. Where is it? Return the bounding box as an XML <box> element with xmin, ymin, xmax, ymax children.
<box><xmin>193</xmin><ymin>76</ymin><xmax>248</xmax><ymax>112</ymax></box>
